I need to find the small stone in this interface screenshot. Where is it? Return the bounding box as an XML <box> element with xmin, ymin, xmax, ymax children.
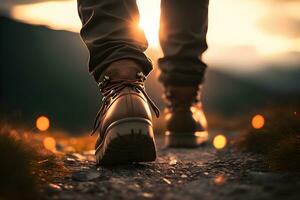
<box><xmin>142</xmin><ymin>192</ymin><xmax>154</xmax><ymax>198</ymax></box>
<box><xmin>48</xmin><ymin>183</ymin><xmax>61</xmax><ymax>190</ymax></box>
<box><xmin>63</xmin><ymin>184</ymin><xmax>74</xmax><ymax>190</ymax></box>
<box><xmin>169</xmin><ymin>159</ymin><xmax>177</xmax><ymax>165</ymax></box>
<box><xmin>162</xmin><ymin>178</ymin><xmax>172</xmax><ymax>185</ymax></box>
<box><xmin>72</xmin><ymin>153</ymin><xmax>86</xmax><ymax>161</ymax></box>
<box><xmin>64</xmin><ymin>157</ymin><xmax>76</xmax><ymax>164</ymax></box>
<box><xmin>72</xmin><ymin>169</ymin><xmax>100</xmax><ymax>182</ymax></box>
<box><xmin>181</xmin><ymin>174</ymin><xmax>188</xmax><ymax>178</ymax></box>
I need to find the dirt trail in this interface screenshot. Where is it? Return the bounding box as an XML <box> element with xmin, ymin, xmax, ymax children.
<box><xmin>42</xmin><ymin>135</ymin><xmax>300</xmax><ymax>200</ymax></box>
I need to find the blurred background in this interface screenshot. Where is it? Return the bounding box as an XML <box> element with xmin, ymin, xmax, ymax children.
<box><xmin>1</xmin><ymin>0</ymin><xmax>300</xmax><ymax>134</ymax></box>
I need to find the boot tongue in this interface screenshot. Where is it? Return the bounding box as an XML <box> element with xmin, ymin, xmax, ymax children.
<box><xmin>99</xmin><ymin>59</ymin><xmax>144</xmax><ymax>82</ymax></box>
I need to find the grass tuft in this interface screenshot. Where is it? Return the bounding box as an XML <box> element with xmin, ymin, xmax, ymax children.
<box><xmin>0</xmin><ymin>129</ymin><xmax>38</xmax><ymax>200</ymax></box>
<box><xmin>0</xmin><ymin>125</ymin><xmax>69</xmax><ymax>200</ymax></box>
<box><xmin>239</xmin><ymin>105</ymin><xmax>300</xmax><ymax>172</ymax></box>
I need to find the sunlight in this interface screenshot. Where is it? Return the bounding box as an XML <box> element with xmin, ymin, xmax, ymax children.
<box><xmin>137</xmin><ymin>0</ymin><xmax>160</xmax><ymax>48</ymax></box>
<box><xmin>36</xmin><ymin>116</ymin><xmax>50</xmax><ymax>131</ymax></box>
<box><xmin>209</xmin><ymin>0</ymin><xmax>300</xmax><ymax>56</ymax></box>
<box><xmin>11</xmin><ymin>1</ymin><xmax>81</xmax><ymax>32</ymax></box>
<box><xmin>9</xmin><ymin>0</ymin><xmax>300</xmax><ymax>59</ymax></box>
<box><xmin>252</xmin><ymin>114</ymin><xmax>265</xmax><ymax>129</ymax></box>
<box><xmin>191</xmin><ymin>106</ymin><xmax>208</xmax><ymax>129</ymax></box>
<box><xmin>213</xmin><ymin>134</ymin><xmax>227</xmax><ymax>150</ymax></box>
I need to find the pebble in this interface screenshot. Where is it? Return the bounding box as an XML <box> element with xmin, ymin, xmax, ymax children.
<box><xmin>72</xmin><ymin>169</ymin><xmax>100</xmax><ymax>182</ymax></box>
<box><xmin>48</xmin><ymin>183</ymin><xmax>62</xmax><ymax>190</ymax></box>
<box><xmin>64</xmin><ymin>157</ymin><xmax>76</xmax><ymax>165</ymax></box>
<box><xmin>142</xmin><ymin>192</ymin><xmax>154</xmax><ymax>198</ymax></box>
<box><xmin>181</xmin><ymin>174</ymin><xmax>188</xmax><ymax>178</ymax></box>
<box><xmin>72</xmin><ymin>153</ymin><xmax>86</xmax><ymax>161</ymax></box>
<box><xmin>163</xmin><ymin>178</ymin><xmax>172</xmax><ymax>185</ymax></box>
<box><xmin>169</xmin><ymin>159</ymin><xmax>177</xmax><ymax>165</ymax></box>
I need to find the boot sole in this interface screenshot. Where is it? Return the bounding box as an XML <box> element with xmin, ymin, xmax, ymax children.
<box><xmin>96</xmin><ymin>118</ymin><xmax>156</xmax><ymax>166</ymax></box>
<box><xmin>165</xmin><ymin>131</ymin><xmax>209</xmax><ymax>148</ymax></box>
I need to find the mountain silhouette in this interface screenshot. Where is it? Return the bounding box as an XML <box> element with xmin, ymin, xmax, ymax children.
<box><xmin>1</xmin><ymin>16</ymin><xmax>298</xmax><ymax>133</ymax></box>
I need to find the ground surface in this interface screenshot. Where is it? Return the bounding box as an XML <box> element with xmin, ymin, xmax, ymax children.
<box><xmin>42</xmin><ymin>134</ymin><xmax>300</xmax><ymax>200</ymax></box>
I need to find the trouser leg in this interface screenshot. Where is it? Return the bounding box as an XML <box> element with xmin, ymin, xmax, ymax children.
<box><xmin>159</xmin><ymin>0</ymin><xmax>209</xmax><ymax>86</ymax></box>
<box><xmin>77</xmin><ymin>0</ymin><xmax>152</xmax><ymax>82</ymax></box>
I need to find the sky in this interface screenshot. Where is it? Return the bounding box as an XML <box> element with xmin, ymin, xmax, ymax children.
<box><xmin>2</xmin><ymin>0</ymin><xmax>300</xmax><ymax>72</ymax></box>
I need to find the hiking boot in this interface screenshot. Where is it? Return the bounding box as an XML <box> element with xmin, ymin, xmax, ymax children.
<box><xmin>163</xmin><ymin>85</ymin><xmax>208</xmax><ymax>148</ymax></box>
<box><xmin>91</xmin><ymin>60</ymin><xmax>160</xmax><ymax>166</ymax></box>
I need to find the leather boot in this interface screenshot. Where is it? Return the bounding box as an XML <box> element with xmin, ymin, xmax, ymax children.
<box><xmin>92</xmin><ymin>60</ymin><xmax>160</xmax><ymax>165</ymax></box>
<box><xmin>163</xmin><ymin>86</ymin><xmax>208</xmax><ymax>148</ymax></box>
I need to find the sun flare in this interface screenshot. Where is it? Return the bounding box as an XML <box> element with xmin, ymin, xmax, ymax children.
<box><xmin>10</xmin><ymin>0</ymin><xmax>300</xmax><ymax>62</ymax></box>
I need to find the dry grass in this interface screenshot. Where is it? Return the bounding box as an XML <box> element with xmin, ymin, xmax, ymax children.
<box><xmin>0</xmin><ymin>125</ymin><xmax>71</xmax><ymax>200</ymax></box>
<box><xmin>239</xmin><ymin>105</ymin><xmax>300</xmax><ymax>172</ymax></box>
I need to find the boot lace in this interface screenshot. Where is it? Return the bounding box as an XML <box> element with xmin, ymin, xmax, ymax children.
<box><xmin>91</xmin><ymin>72</ymin><xmax>160</xmax><ymax>135</ymax></box>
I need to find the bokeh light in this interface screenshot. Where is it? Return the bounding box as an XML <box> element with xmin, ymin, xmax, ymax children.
<box><xmin>43</xmin><ymin>137</ymin><xmax>56</xmax><ymax>152</ymax></box>
<box><xmin>36</xmin><ymin>116</ymin><xmax>50</xmax><ymax>131</ymax></box>
<box><xmin>214</xmin><ymin>174</ymin><xmax>226</xmax><ymax>185</ymax></box>
<box><xmin>251</xmin><ymin>114</ymin><xmax>265</xmax><ymax>129</ymax></box>
<box><xmin>213</xmin><ymin>134</ymin><xmax>227</xmax><ymax>150</ymax></box>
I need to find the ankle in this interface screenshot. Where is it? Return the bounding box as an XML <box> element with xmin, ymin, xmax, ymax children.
<box><xmin>99</xmin><ymin>59</ymin><xmax>144</xmax><ymax>81</ymax></box>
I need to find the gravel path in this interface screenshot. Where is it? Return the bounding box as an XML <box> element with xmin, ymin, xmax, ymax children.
<box><xmin>42</xmin><ymin>134</ymin><xmax>300</xmax><ymax>200</ymax></box>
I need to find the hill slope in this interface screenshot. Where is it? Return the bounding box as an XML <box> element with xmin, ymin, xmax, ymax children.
<box><xmin>0</xmin><ymin>16</ymin><xmax>292</xmax><ymax>133</ymax></box>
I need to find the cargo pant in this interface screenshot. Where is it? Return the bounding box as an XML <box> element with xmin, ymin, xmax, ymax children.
<box><xmin>77</xmin><ymin>0</ymin><xmax>209</xmax><ymax>86</ymax></box>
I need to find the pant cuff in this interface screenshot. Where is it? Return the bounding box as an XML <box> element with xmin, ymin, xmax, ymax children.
<box><xmin>158</xmin><ymin>57</ymin><xmax>207</xmax><ymax>86</ymax></box>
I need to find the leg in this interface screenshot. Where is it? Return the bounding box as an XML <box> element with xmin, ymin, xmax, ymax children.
<box><xmin>77</xmin><ymin>0</ymin><xmax>152</xmax><ymax>82</ymax></box>
<box><xmin>159</xmin><ymin>0</ymin><xmax>209</xmax><ymax>86</ymax></box>
<box><xmin>77</xmin><ymin>0</ymin><xmax>159</xmax><ymax>165</ymax></box>
<box><xmin>159</xmin><ymin>0</ymin><xmax>209</xmax><ymax>147</ymax></box>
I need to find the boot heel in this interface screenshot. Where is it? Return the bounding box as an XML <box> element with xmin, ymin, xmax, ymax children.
<box><xmin>96</xmin><ymin>118</ymin><xmax>156</xmax><ymax>166</ymax></box>
<box><xmin>165</xmin><ymin>131</ymin><xmax>208</xmax><ymax>148</ymax></box>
